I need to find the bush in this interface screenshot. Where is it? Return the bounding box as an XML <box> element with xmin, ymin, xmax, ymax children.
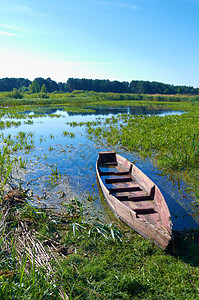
<box><xmin>7</xmin><ymin>89</ymin><xmax>24</xmax><ymax>99</ymax></box>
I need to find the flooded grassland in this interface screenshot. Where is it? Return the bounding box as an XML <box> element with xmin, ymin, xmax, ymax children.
<box><xmin>0</xmin><ymin>97</ymin><xmax>198</xmax><ymax>230</ymax></box>
<box><xmin>0</xmin><ymin>93</ymin><xmax>199</xmax><ymax>299</ymax></box>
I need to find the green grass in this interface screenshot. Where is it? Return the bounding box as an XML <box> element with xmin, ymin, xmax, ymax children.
<box><xmin>0</xmin><ymin>89</ymin><xmax>198</xmax><ymax>109</ymax></box>
<box><xmin>0</xmin><ymin>197</ymin><xmax>198</xmax><ymax>300</ymax></box>
<box><xmin>53</xmin><ymin>225</ymin><xmax>199</xmax><ymax>300</ymax></box>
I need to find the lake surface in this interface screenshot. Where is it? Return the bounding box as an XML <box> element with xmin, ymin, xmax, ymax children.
<box><xmin>1</xmin><ymin>105</ymin><xmax>198</xmax><ymax>231</ymax></box>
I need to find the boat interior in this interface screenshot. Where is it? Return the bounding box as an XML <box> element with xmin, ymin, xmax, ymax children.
<box><xmin>98</xmin><ymin>151</ymin><xmax>162</xmax><ymax>227</ymax></box>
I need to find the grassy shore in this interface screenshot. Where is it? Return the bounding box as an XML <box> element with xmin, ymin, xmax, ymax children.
<box><xmin>0</xmin><ymin>92</ymin><xmax>199</xmax><ymax>299</ymax></box>
<box><xmin>1</xmin><ymin>188</ymin><xmax>199</xmax><ymax>299</ymax></box>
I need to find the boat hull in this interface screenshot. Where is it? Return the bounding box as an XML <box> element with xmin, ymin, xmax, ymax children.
<box><xmin>96</xmin><ymin>151</ymin><xmax>172</xmax><ymax>249</ymax></box>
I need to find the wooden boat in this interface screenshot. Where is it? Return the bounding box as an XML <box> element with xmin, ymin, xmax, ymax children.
<box><xmin>96</xmin><ymin>151</ymin><xmax>172</xmax><ymax>249</ymax></box>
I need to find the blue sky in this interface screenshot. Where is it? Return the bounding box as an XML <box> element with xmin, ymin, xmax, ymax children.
<box><xmin>0</xmin><ymin>0</ymin><xmax>199</xmax><ymax>87</ymax></box>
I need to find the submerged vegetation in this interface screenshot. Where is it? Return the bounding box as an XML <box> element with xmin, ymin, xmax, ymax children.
<box><xmin>0</xmin><ymin>91</ymin><xmax>199</xmax><ymax>298</ymax></box>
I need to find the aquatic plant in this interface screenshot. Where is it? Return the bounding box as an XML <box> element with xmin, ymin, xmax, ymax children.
<box><xmin>62</xmin><ymin>131</ymin><xmax>75</xmax><ymax>138</ymax></box>
<box><xmin>66</xmin><ymin>121</ymin><xmax>86</xmax><ymax>127</ymax></box>
<box><xmin>49</xmin><ymin>164</ymin><xmax>61</xmax><ymax>184</ymax></box>
<box><xmin>0</xmin><ymin>147</ymin><xmax>13</xmax><ymax>192</ymax></box>
<box><xmin>48</xmin><ymin>146</ymin><xmax>55</xmax><ymax>151</ymax></box>
<box><xmin>24</xmin><ymin>119</ymin><xmax>34</xmax><ymax>125</ymax></box>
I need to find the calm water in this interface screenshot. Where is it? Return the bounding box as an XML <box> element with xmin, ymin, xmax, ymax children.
<box><xmin>1</xmin><ymin>106</ymin><xmax>198</xmax><ymax>231</ymax></box>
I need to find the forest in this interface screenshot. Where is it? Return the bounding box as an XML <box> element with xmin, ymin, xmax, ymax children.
<box><xmin>0</xmin><ymin>77</ymin><xmax>199</xmax><ymax>95</ymax></box>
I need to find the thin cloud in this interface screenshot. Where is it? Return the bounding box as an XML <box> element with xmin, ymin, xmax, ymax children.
<box><xmin>0</xmin><ymin>24</ymin><xmax>22</xmax><ymax>37</ymax></box>
<box><xmin>14</xmin><ymin>4</ymin><xmax>48</xmax><ymax>17</ymax></box>
<box><xmin>0</xmin><ymin>24</ymin><xmax>19</xmax><ymax>30</ymax></box>
<box><xmin>95</xmin><ymin>1</ymin><xmax>138</xmax><ymax>10</ymax></box>
<box><xmin>0</xmin><ymin>24</ymin><xmax>22</xmax><ymax>32</ymax></box>
<box><xmin>16</xmin><ymin>4</ymin><xmax>34</xmax><ymax>13</ymax></box>
<box><xmin>0</xmin><ymin>31</ymin><xmax>18</xmax><ymax>37</ymax></box>
<box><xmin>2</xmin><ymin>3</ymin><xmax>35</xmax><ymax>14</ymax></box>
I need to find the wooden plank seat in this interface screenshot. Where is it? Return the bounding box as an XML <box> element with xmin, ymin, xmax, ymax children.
<box><xmin>100</xmin><ymin>170</ymin><xmax>130</xmax><ymax>176</ymax></box>
<box><xmin>109</xmin><ymin>186</ymin><xmax>141</xmax><ymax>193</ymax></box>
<box><xmin>120</xmin><ymin>199</ymin><xmax>156</xmax><ymax>215</ymax></box>
<box><xmin>128</xmin><ymin>195</ymin><xmax>153</xmax><ymax>201</ymax></box>
<box><xmin>114</xmin><ymin>185</ymin><xmax>155</xmax><ymax>202</ymax></box>
<box><xmin>115</xmin><ymin>194</ymin><xmax>129</xmax><ymax>200</ymax></box>
<box><xmin>128</xmin><ymin>185</ymin><xmax>155</xmax><ymax>201</ymax></box>
<box><xmin>105</xmin><ymin>175</ymin><xmax>132</xmax><ymax>184</ymax></box>
<box><xmin>133</xmin><ymin>207</ymin><xmax>155</xmax><ymax>214</ymax></box>
<box><xmin>100</xmin><ymin>162</ymin><xmax>118</xmax><ymax>166</ymax></box>
<box><xmin>117</xmin><ymin>194</ymin><xmax>149</xmax><ymax>201</ymax></box>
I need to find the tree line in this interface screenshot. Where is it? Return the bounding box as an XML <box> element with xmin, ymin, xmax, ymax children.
<box><xmin>0</xmin><ymin>77</ymin><xmax>199</xmax><ymax>95</ymax></box>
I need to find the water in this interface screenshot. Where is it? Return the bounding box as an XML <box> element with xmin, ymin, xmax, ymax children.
<box><xmin>1</xmin><ymin>105</ymin><xmax>198</xmax><ymax>231</ymax></box>
<box><xmin>18</xmin><ymin>105</ymin><xmax>186</xmax><ymax>118</ymax></box>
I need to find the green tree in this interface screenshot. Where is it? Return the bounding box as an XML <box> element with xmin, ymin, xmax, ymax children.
<box><xmin>41</xmin><ymin>83</ymin><xmax>47</xmax><ymax>93</ymax></box>
<box><xmin>29</xmin><ymin>80</ymin><xmax>40</xmax><ymax>93</ymax></box>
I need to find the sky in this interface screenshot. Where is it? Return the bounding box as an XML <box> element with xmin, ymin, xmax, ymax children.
<box><xmin>0</xmin><ymin>0</ymin><xmax>199</xmax><ymax>87</ymax></box>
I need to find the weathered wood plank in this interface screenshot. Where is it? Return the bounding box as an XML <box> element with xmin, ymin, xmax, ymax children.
<box><xmin>133</xmin><ymin>208</ymin><xmax>155</xmax><ymax>214</ymax></box>
<box><xmin>109</xmin><ymin>186</ymin><xmax>141</xmax><ymax>193</ymax></box>
<box><xmin>105</xmin><ymin>175</ymin><xmax>132</xmax><ymax>184</ymax></box>
<box><xmin>100</xmin><ymin>171</ymin><xmax>130</xmax><ymax>176</ymax></box>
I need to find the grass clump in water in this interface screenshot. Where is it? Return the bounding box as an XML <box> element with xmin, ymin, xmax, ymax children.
<box><xmin>86</xmin><ymin>103</ymin><xmax>199</xmax><ymax>209</ymax></box>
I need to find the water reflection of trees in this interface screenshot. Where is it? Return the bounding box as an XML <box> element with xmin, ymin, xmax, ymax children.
<box><xmin>23</xmin><ymin>106</ymin><xmax>181</xmax><ymax>117</ymax></box>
